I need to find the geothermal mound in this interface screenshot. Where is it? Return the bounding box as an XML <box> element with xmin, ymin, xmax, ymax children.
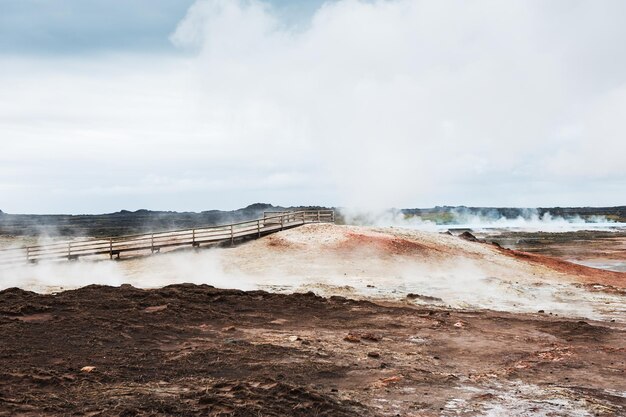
<box><xmin>221</xmin><ymin>223</ymin><xmax>624</xmax><ymax>289</ymax></box>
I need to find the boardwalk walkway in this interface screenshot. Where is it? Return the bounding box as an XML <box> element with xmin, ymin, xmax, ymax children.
<box><xmin>0</xmin><ymin>210</ymin><xmax>334</xmax><ymax>265</ymax></box>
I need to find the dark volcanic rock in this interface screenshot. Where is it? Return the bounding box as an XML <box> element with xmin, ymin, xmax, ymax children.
<box><xmin>459</xmin><ymin>231</ymin><xmax>479</xmax><ymax>242</ymax></box>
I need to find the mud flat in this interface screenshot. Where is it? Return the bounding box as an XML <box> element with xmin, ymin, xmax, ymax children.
<box><xmin>0</xmin><ymin>284</ymin><xmax>624</xmax><ymax>416</ymax></box>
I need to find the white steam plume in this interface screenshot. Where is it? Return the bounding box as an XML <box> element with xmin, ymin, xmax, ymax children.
<box><xmin>339</xmin><ymin>207</ymin><xmax>625</xmax><ymax>232</ymax></box>
<box><xmin>1</xmin><ymin>0</ymin><xmax>626</xmax><ymax>212</ymax></box>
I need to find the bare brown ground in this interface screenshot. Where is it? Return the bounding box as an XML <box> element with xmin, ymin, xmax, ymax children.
<box><xmin>1</xmin><ymin>284</ymin><xmax>625</xmax><ymax>416</ymax></box>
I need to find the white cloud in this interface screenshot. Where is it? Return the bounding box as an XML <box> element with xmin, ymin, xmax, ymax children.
<box><xmin>1</xmin><ymin>0</ymin><xmax>625</xmax><ymax>213</ymax></box>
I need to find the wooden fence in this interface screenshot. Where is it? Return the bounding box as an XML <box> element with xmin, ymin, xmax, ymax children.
<box><xmin>0</xmin><ymin>210</ymin><xmax>334</xmax><ymax>265</ymax></box>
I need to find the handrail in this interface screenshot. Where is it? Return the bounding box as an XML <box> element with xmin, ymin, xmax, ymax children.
<box><xmin>0</xmin><ymin>210</ymin><xmax>334</xmax><ymax>265</ymax></box>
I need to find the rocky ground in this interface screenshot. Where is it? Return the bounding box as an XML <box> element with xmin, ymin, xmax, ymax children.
<box><xmin>1</xmin><ymin>284</ymin><xmax>625</xmax><ymax>417</ymax></box>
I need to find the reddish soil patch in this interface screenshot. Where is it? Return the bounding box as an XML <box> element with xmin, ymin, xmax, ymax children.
<box><xmin>336</xmin><ymin>231</ymin><xmax>434</xmax><ymax>257</ymax></box>
<box><xmin>499</xmin><ymin>247</ymin><xmax>626</xmax><ymax>288</ymax></box>
<box><xmin>265</xmin><ymin>234</ymin><xmax>307</xmax><ymax>251</ymax></box>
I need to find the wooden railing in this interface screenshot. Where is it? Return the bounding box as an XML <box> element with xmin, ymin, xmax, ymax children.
<box><xmin>0</xmin><ymin>210</ymin><xmax>334</xmax><ymax>265</ymax></box>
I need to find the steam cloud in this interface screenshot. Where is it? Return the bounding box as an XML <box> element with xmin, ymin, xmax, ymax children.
<box><xmin>1</xmin><ymin>0</ymin><xmax>626</xmax><ymax>212</ymax></box>
<box><xmin>339</xmin><ymin>207</ymin><xmax>625</xmax><ymax>232</ymax></box>
<box><xmin>1</xmin><ymin>242</ymin><xmax>623</xmax><ymax>322</ymax></box>
<box><xmin>0</xmin><ymin>251</ymin><xmax>253</xmax><ymax>294</ymax></box>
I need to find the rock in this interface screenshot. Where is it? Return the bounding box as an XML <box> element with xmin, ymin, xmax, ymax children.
<box><xmin>224</xmin><ymin>338</ymin><xmax>245</xmax><ymax>345</ymax></box>
<box><xmin>288</xmin><ymin>335</ymin><xmax>300</xmax><ymax>342</ymax></box>
<box><xmin>222</xmin><ymin>326</ymin><xmax>236</xmax><ymax>332</ymax></box>
<box><xmin>143</xmin><ymin>305</ymin><xmax>168</xmax><ymax>313</ymax></box>
<box><xmin>344</xmin><ymin>333</ymin><xmax>360</xmax><ymax>343</ymax></box>
<box><xmin>375</xmin><ymin>375</ymin><xmax>402</xmax><ymax>387</ymax></box>
<box><xmin>367</xmin><ymin>351</ymin><xmax>380</xmax><ymax>358</ymax></box>
<box><xmin>459</xmin><ymin>231</ymin><xmax>478</xmax><ymax>242</ymax></box>
<box><xmin>360</xmin><ymin>333</ymin><xmax>381</xmax><ymax>342</ymax></box>
<box><xmin>406</xmin><ymin>293</ymin><xmax>443</xmax><ymax>302</ymax></box>
<box><xmin>80</xmin><ymin>366</ymin><xmax>96</xmax><ymax>373</ymax></box>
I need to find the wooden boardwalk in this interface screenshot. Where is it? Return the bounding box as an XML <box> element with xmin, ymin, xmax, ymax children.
<box><xmin>0</xmin><ymin>210</ymin><xmax>334</xmax><ymax>265</ymax></box>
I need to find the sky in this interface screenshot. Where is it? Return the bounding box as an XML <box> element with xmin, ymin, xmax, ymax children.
<box><xmin>0</xmin><ymin>0</ymin><xmax>625</xmax><ymax>214</ymax></box>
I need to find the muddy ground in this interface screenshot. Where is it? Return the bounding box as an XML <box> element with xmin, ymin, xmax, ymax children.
<box><xmin>1</xmin><ymin>284</ymin><xmax>624</xmax><ymax>416</ymax></box>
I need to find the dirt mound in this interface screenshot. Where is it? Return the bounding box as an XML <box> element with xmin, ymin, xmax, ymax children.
<box><xmin>223</xmin><ymin>223</ymin><xmax>625</xmax><ymax>289</ymax></box>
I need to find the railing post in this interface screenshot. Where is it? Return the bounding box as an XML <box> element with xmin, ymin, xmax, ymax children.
<box><xmin>109</xmin><ymin>238</ymin><xmax>113</xmax><ymax>259</ymax></box>
<box><xmin>317</xmin><ymin>211</ymin><xmax>320</xmax><ymax>222</ymax></box>
<box><xmin>280</xmin><ymin>215</ymin><xmax>284</xmax><ymax>230</ymax></box>
<box><xmin>151</xmin><ymin>233</ymin><xmax>155</xmax><ymax>254</ymax></box>
<box><xmin>26</xmin><ymin>247</ymin><xmax>30</xmax><ymax>262</ymax></box>
<box><xmin>230</xmin><ymin>224</ymin><xmax>234</xmax><ymax>245</ymax></box>
<box><xmin>67</xmin><ymin>242</ymin><xmax>71</xmax><ymax>260</ymax></box>
<box><xmin>257</xmin><ymin>220</ymin><xmax>261</xmax><ymax>237</ymax></box>
<box><xmin>192</xmin><ymin>229</ymin><xmax>196</xmax><ymax>247</ymax></box>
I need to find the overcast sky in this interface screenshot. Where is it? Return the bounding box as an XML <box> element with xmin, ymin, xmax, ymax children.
<box><xmin>1</xmin><ymin>0</ymin><xmax>625</xmax><ymax>214</ymax></box>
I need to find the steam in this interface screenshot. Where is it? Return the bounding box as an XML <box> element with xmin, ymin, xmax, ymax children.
<box><xmin>340</xmin><ymin>207</ymin><xmax>625</xmax><ymax>232</ymax></box>
<box><xmin>0</xmin><ymin>250</ymin><xmax>254</xmax><ymax>294</ymax></box>
<box><xmin>1</xmin><ymin>226</ymin><xmax>624</xmax><ymax>323</ymax></box>
<box><xmin>2</xmin><ymin>0</ymin><xmax>626</xmax><ymax>212</ymax></box>
<box><xmin>0</xmin><ymin>224</ymin><xmax>255</xmax><ymax>292</ymax></box>
<box><xmin>2</xmin><ymin>245</ymin><xmax>621</xmax><ymax>323</ymax></box>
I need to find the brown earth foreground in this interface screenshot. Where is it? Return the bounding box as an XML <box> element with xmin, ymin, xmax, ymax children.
<box><xmin>0</xmin><ymin>284</ymin><xmax>625</xmax><ymax>416</ymax></box>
